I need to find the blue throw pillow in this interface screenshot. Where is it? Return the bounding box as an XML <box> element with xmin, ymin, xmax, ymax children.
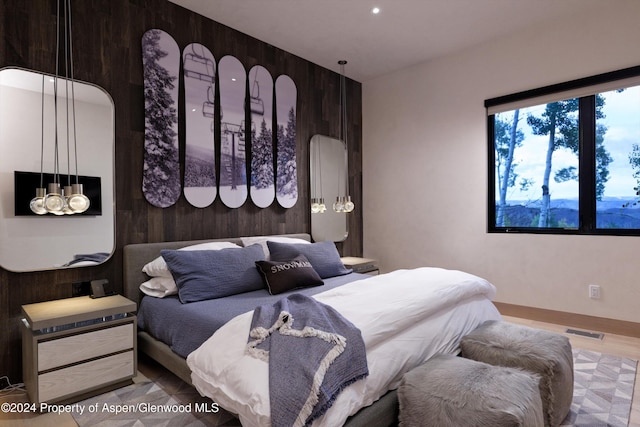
<box><xmin>161</xmin><ymin>244</ymin><xmax>265</xmax><ymax>303</ymax></box>
<box><xmin>266</xmin><ymin>241</ymin><xmax>352</xmax><ymax>279</ymax></box>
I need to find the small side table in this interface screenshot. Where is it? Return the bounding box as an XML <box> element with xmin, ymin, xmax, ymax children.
<box><xmin>341</xmin><ymin>256</ymin><xmax>379</xmax><ymax>275</ymax></box>
<box><xmin>21</xmin><ymin>294</ymin><xmax>137</xmax><ymax>404</ymax></box>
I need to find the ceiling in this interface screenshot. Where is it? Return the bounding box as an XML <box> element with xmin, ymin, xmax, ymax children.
<box><xmin>168</xmin><ymin>0</ymin><xmax>605</xmax><ymax>82</ymax></box>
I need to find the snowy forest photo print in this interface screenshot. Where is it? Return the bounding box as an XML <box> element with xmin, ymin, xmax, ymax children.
<box><xmin>142</xmin><ymin>29</ymin><xmax>181</xmax><ymax>208</ymax></box>
<box><xmin>218</xmin><ymin>55</ymin><xmax>248</xmax><ymax>209</ymax></box>
<box><xmin>275</xmin><ymin>74</ymin><xmax>298</xmax><ymax>209</ymax></box>
<box><xmin>249</xmin><ymin>65</ymin><xmax>275</xmax><ymax>208</ymax></box>
<box><xmin>141</xmin><ymin>29</ymin><xmax>299</xmax><ymax>211</ymax></box>
<box><xmin>183</xmin><ymin>43</ymin><xmax>217</xmax><ymax>208</ymax></box>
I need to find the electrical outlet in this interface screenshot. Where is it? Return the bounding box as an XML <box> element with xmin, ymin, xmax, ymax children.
<box><xmin>589</xmin><ymin>284</ymin><xmax>601</xmax><ymax>299</ymax></box>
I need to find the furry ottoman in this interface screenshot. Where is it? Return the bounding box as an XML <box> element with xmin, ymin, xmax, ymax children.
<box><xmin>460</xmin><ymin>320</ymin><xmax>574</xmax><ymax>427</ymax></box>
<box><xmin>398</xmin><ymin>354</ymin><xmax>543</xmax><ymax>427</ymax></box>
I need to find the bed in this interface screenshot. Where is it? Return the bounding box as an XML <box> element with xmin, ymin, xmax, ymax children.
<box><xmin>123</xmin><ymin>233</ymin><xmax>501</xmax><ymax>426</ymax></box>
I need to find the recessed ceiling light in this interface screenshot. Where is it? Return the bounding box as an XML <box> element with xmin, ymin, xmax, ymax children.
<box><xmin>371</xmin><ymin>7</ymin><xmax>380</xmax><ymax>14</ymax></box>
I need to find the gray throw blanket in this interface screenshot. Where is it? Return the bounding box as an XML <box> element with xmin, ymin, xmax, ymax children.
<box><xmin>246</xmin><ymin>293</ymin><xmax>368</xmax><ymax>427</ymax></box>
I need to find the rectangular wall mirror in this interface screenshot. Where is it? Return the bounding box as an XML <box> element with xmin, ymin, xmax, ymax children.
<box><xmin>0</xmin><ymin>67</ymin><xmax>115</xmax><ymax>272</ymax></box>
<box><xmin>310</xmin><ymin>134</ymin><xmax>348</xmax><ymax>242</ymax></box>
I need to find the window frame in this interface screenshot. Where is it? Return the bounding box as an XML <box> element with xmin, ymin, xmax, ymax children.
<box><xmin>486</xmin><ymin>65</ymin><xmax>640</xmax><ymax>236</ymax></box>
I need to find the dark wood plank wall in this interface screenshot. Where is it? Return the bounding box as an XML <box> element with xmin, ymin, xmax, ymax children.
<box><xmin>0</xmin><ymin>0</ymin><xmax>363</xmax><ymax>381</ymax></box>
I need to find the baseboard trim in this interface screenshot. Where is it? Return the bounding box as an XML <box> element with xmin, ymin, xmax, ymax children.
<box><xmin>493</xmin><ymin>302</ymin><xmax>640</xmax><ymax>338</ymax></box>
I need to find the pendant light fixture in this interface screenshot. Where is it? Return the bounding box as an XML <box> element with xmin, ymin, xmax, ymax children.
<box><xmin>42</xmin><ymin>57</ymin><xmax>65</xmax><ymax>215</ymax></box>
<box><xmin>29</xmin><ymin>75</ymin><xmax>48</xmax><ymax>215</ymax></box>
<box><xmin>31</xmin><ymin>0</ymin><xmax>90</xmax><ymax>215</ymax></box>
<box><xmin>334</xmin><ymin>60</ymin><xmax>354</xmax><ymax>213</ymax></box>
<box><xmin>311</xmin><ymin>136</ymin><xmax>327</xmax><ymax>213</ymax></box>
<box><xmin>64</xmin><ymin>12</ymin><xmax>90</xmax><ymax>215</ymax></box>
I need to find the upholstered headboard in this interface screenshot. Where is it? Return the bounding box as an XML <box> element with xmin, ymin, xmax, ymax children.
<box><xmin>122</xmin><ymin>233</ymin><xmax>312</xmax><ymax>307</ymax></box>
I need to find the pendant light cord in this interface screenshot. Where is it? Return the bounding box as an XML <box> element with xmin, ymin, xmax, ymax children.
<box><xmin>339</xmin><ymin>60</ymin><xmax>349</xmax><ymax>197</ymax></box>
<box><xmin>39</xmin><ymin>75</ymin><xmax>45</xmax><ymax>189</ymax></box>
<box><xmin>56</xmin><ymin>0</ymin><xmax>79</xmax><ymax>187</ymax></box>
<box><xmin>64</xmin><ymin>0</ymin><xmax>71</xmax><ymax>186</ymax></box>
<box><xmin>53</xmin><ymin>0</ymin><xmax>60</xmax><ymax>186</ymax></box>
<box><xmin>67</xmin><ymin>0</ymin><xmax>80</xmax><ymax>184</ymax></box>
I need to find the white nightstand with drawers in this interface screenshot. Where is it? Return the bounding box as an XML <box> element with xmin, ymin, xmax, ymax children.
<box><xmin>21</xmin><ymin>295</ymin><xmax>137</xmax><ymax>404</ymax></box>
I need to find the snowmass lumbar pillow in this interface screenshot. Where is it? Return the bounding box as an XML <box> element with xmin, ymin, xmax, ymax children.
<box><xmin>255</xmin><ymin>254</ymin><xmax>324</xmax><ymax>295</ymax></box>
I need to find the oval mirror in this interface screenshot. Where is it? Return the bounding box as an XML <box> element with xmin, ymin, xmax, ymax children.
<box><xmin>310</xmin><ymin>135</ymin><xmax>348</xmax><ymax>242</ymax></box>
<box><xmin>0</xmin><ymin>67</ymin><xmax>115</xmax><ymax>272</ymax></box>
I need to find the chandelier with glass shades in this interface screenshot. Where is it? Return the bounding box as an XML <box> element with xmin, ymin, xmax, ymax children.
<box><xmin>29</xmin><ymin>0</ymin><xmax>90</xmax><ymax>215</ymax></box>
<box><xmin>333</xmin><ymin>60</ymin><xmax>354</xmax><ymax>213</ymax></box>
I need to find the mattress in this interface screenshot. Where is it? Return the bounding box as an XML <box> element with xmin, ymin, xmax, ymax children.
<box><xmin>137</xmin><ymin>272</ymin><xmax>369</xmax><ymax>358</ymax></box>
<box><xmin>187</xmin><ymin>267</ymin><xmax>502</xmax><ymax>426</ymax></box>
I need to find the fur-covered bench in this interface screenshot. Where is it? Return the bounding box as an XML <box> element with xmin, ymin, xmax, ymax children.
<box><xmin>398</xmin><ymin>354</ymin><xmax>543</xmax><ymax>426</ymax></box>
<box><xmin>460</xmin><ymin>320</ymin><xmax>574</xmax><ymax>427</ymax></box>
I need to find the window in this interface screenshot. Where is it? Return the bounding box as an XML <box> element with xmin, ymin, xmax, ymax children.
<box><xmin>486</xmin><ymin>66</ymin><xmax>640</xmax><ymax>235</ymax></box>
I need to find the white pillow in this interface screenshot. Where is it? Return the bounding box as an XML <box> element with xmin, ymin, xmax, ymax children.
<box><xmin>140</xmin><ymin>276</ymin><xmax>178</xmax><ymax>298</ymax></box>
<box><xmin>240</xmin><ymin>236</ymin><xmax>310</xmax><ymax>258</ymax></box>
<box><xmin>142</xmin><ymin>241</ymin><xmax>241</xmax><ymax>278</ymax></box>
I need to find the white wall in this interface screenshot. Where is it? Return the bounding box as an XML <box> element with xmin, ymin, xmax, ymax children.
<box><xmin>362</xmin><ymin>2</ymin><xmax>640</xmax><ymax>323</ymax></box>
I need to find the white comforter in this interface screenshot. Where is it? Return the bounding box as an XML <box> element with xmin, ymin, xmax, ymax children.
<box><xmin>187</xmin><ymin>267</ymin><xmax>501</xmax><ymax>426</ymax></box>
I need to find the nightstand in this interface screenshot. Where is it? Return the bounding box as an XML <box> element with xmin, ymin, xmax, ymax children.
<box><xmin>21</xmin><ymin>295</ymin><xmax>137</xmax><ymax>404</ymax></box>
<box><xmin>341</xmin><ymin>256</ymin><xmax>379</xmax><ymax>275</ymax></box>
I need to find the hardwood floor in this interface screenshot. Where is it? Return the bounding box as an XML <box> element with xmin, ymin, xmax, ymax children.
<box><xmin>1</xmin><ymin>315</ymin><xmax>638</xmax><ymax>426</ymax></box>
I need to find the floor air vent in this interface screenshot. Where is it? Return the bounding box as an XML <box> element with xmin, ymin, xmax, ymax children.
<box><xmin>565</xmin><ymin>328</ymin><xmax>604</xmax><ymax>340</ymax></box>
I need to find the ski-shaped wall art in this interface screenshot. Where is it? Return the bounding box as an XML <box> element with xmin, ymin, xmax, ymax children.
<box><xmin>248</xmin><ymin>65</ymin><xmax>274</xmax><ymax>208</ymax></box>
<box><xmin>275</xmin><ymin>74</ymin><xmax>298</xmax><ymax>208</ymax></box>
<box><xmin>141</xmin><ymin>29</ymin><xmax>181</xmax><ymax>208</ymax></box>
<box><xmin>218</xmin><ymin>55</ymin><xmax>247</xmax><ymax>209</ymax></box>
<box><xmin>182</xmin><ymin>43</ymin><xmax>217</xmax><ymax>208</ymax></box>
